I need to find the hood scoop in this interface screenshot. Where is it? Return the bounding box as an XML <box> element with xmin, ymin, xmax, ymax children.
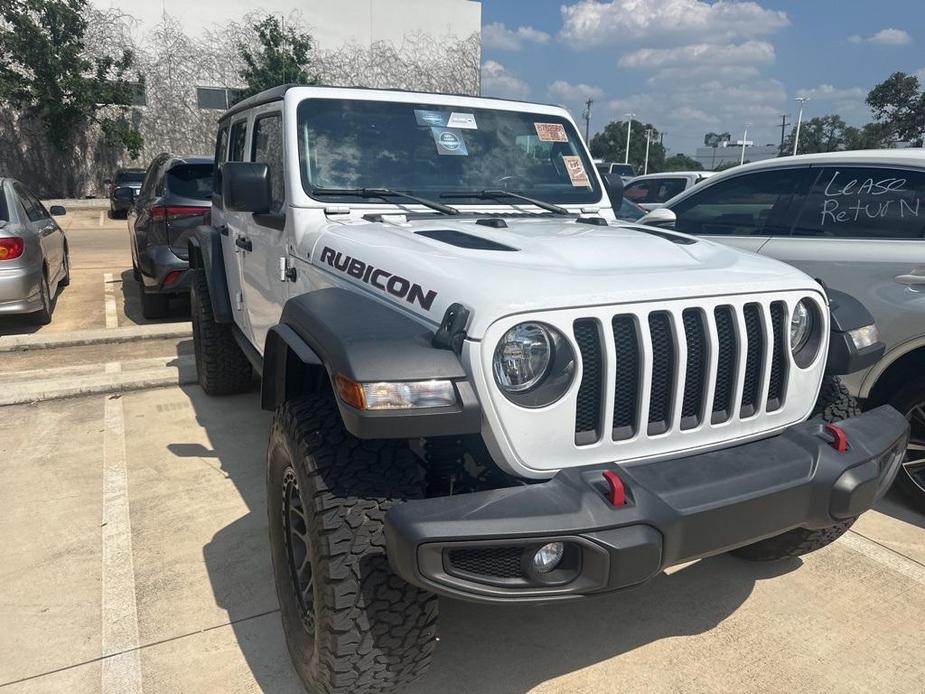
<box><xmin>415</xmin><ymin>229</ymin><xmax>518</xmax><ymax>252</ymax></box>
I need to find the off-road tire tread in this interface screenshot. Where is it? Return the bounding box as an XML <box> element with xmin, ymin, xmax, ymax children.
<box><xmin>270</xmin><ymin>395</ymin><xmax>438</xmax><ymax>694</ymax></box>
<box><xmin>190</xmin><ymin>268</ymin><xmax>253</xmax><ymax>395</ymax></box>
<box><xmin>733</xmin><ymin>376</ymin><xmax>860</xmax><ymax>561</ymax></box>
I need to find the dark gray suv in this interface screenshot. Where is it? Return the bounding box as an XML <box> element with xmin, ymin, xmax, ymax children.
<box><xmin>127</xmin><ymin>154</ymin><xmax>214</xmax><ymax>318</ymax></box>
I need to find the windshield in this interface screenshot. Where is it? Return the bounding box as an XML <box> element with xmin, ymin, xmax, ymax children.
<box><xmin>297</xmin><ymin>98</ymin><xmax>602</xmax><ymax>206</ymax></box>
<box><xmin>116</xmin><ymin>170</ymin><xmax>144</xmax><ymax>184</ymax></box>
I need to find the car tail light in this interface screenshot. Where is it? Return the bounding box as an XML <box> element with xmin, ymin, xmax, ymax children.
<box><xmin>149</xmin><ymin>206</ymin><xmax>208</xmax><ymax>220</ymax></box>
<box><xmin>0</xmin><ymin>237</ymin><xmax>24</xmax><ymax>260</ymax></box>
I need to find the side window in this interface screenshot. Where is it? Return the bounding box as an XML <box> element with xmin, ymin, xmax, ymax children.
<box><xmin>14</xmin><ymin>184</ymin><xmax>44</xmax><ymax>222</ymax></box>
<box><xmin>672</xmin><ymin>169</ymin><xmax>804</xmax><ymax>236</ymax></box>
<box><xmin>214</xmin><ymin>125</ymin><xmax>229</xmax><ymax>165</ymax></box>
<box><xmin>251</xmin><ymin>113</ymin><xmax>285</xmax><ymax>212</ymax></box>
<box><xmin>792</xmin><ymin>167</ymin><xmax>925</xmax><ymax>239</ymax></box>
<box><xmin>624</xmin><ymin>180</ymin><xmax>651</xmax><ymax>203</ymax></box>
<box><xmin>137</xmin><ymin>157</ymin><xmax>162</xmax><ymax>202</ymax></box>
<box><xmin>228</xmin><ymin>120</ymin><xmax>248</xmax><ymax>162</ymax></box>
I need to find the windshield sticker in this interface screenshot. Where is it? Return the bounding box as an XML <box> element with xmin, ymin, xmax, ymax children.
<box><xmin>415</xmin><ymin>110</ymin><xmax>449</xmax><ymax>127</ymax></box>
<box><xmin>535</xmin><ymin>123</ymin><xmax>568</xmax><ymax>143</ymax></box>
<box><xmin>447</xmin><ymin>112</ymin><xmax>478</xmax><ymax>129</ymax></box>
<box><xmin>431</xmin><ymin>127</ymin><xmax>468</xmax><ymax>156</ymax></box>
<box><xmin>563</xmin><ymin>156</ymin><xmax>590</xmax><ymax>187</ymax></box>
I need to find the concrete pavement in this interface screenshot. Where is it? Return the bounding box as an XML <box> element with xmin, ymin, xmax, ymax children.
<box><xmin>1</xmin><ymin>386</ymin><xmax>924</xmax><ymax>693</ymax></box>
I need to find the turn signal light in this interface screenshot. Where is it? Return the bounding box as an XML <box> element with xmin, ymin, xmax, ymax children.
<box><xmin>335</xmin><ymin>374</ymin><xmax>458</xmax><ymax>411</ymax></box>
<box><xmin>0</xmin><ymin>237</ymin><xmax>24</xmax><ymax>260</ymax></box>
<box><xmin>335</xmin><ymin>374</ymin><xmax>366</xmax><ymax>410</ymax></box>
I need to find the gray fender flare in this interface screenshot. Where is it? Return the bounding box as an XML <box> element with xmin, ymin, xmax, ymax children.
<box><xmin>261</xmin><ymin>288</ymin><xmax>481</xmax><ymax>439</ymax></box>
<box><xmin>188</xmin><ymin>226</ymin><xmax>233</xmax><ymax>323</ymax></box>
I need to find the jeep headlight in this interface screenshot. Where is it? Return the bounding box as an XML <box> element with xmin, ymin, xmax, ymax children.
<box><xmin>790</xmin><ymin>300</ymin><xmax>814</xmax><ymax>354</ymax></box>
<box><xmin>493</xmin><ymin>322</ymin><xmax>576</xmax><ymax>407</ymax></box>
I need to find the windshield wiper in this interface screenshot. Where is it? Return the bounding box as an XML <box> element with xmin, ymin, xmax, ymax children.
<box><xmin>441</xmin><ymin>190</ymin><xmax>570</xmax><ymax>216</ymax></box>
<box><xmin>313</xmin><ymin>187</ymin><xmax>459</xmax><ymax>216</ymax></box>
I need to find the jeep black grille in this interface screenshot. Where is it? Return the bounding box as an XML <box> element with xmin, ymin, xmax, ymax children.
<box><xmin>647</xmin><ymin>312</ymin><xmax>675</xmax><ymax>435</ymax></box>
<box><xmin>712</xmin><ymin>306</ymin><xmax>737</xmax><ymax>423</ymax></box>
<box><xmin>612</xmin><ymin>315</ymin><xmax>640</xmax><ymax>441</ymax></box>
<box><xmin>681</xmin><ymin>309</ymin><xmax>707</xmax><ymax>429</ymax></box>
<box><xmin>740</xmin><ymin>303</ymin><xmax>764</xmax><ymax>418</ymax></box>
<box><xmin>574</xmin><ymin>319</ymin><xmax>602</xmax><ymax>444</ymax></box>
<box><xmin>767</xmin><ymin>302</ymin><xmax>787</xmax><ymax>411</ymax></box>
<box><xmin>446</xmin><ymin>546</ymin><xmax>525</xmax><ymax>580</ymax></box>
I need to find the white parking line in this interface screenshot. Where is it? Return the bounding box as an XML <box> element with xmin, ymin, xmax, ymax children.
<box><xmin>103</xmin><ymin>273</ymin><xmax>118</xmax><ymax>329</ymax></box>
<box><xmin>100</xmin><ymin>395</ymin><xmax>143</xmax><ymax>694</ymax></box>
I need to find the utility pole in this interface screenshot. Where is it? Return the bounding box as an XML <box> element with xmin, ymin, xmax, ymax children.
<box><xmin>778</xmin><ymin>114</ymin><xmax>790</xmax><ymax>150</ymax></box>
<box><xmin>643</xmin><ymin>128</ymin><xmax>652</xmax><ymax>175</ymax></box>
<box><xmin>582</xmin><ymin>99</ymin><xmax>593</xmax><ymax>143</ymax></box>
<box><xmin>623</xmin><ymin>113</ymin><xmax>636</xmax><ymax>165</ymax></box>
<box><xmin>793</xmin><ymin>96</ymin><xmax>810</xmax><ymax>156</ymax></box>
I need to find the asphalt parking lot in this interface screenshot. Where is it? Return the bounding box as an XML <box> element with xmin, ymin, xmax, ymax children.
<box><xmin>2</xmin><ymin>209</ymin><xmax>925</xmax><ymax>693</ymax></box>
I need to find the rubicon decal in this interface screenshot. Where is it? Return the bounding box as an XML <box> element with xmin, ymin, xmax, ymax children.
<box><xmin>319</xmin><ymin>247</ymin><xmax>438</xmax><ymax>311</ymax></box>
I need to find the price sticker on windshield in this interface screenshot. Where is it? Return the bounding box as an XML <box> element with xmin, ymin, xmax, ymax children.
<box><xmin>535</xmin><ymin>123</ymin><xmax>568</xmax><ymax>142</ymax></box>
<box><xmin>563</xmin><ymin>156</ymin><xmax>590</xmax><ymax>187</ymax></box>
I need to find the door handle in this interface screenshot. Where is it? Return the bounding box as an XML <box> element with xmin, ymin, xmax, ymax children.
<box><xmin>235</xmin><ymin>236</ymin><xmax>252</xmax><ymax>252</ymax></box>
<box><xmin>894</xmin><ymin>273</ymin><xmax>925</xmax><ymax>286</ymax></box>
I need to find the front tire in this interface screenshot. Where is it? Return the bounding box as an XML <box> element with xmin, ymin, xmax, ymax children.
<box><xmin>268</xmin><ymin>395</ymin><xmax>438</xmax><ymax>694</ymax></box>
<box><xmin>733</xmin><ymin>376</ymin><xmax>859</xmax><ymax>561</ymax></box>
<box><xmin>190</xmin><ymin>268</ymin><xmax>253</xmax><ymax>395</ymax></box>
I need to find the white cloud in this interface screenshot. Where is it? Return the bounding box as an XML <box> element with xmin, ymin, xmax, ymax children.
<box><xmin>481</xmin><ymin>61</ymin><xmax>530</xmax><ymax>99</ymax></box>
<box><xmin>560</xmin><ymin>0</ymin><xmax>788</xmax><ymax>47</ymax></box>
<box><xmin>795</xmin><ymin>84</ymin><xmax>871</xmax><ymax>119</ymax></box>
<box><xmin>619</xmin><ymin>40</ymin><xmax>775</xmax><ymax>69</ymax></box>
<box><xmin>482</xmin><ymin>22</ymin><xmax>551</xmax><ymax>51</ymax></box>
<box><xmin>547</xmin><ymin>80</ymin><xmax>604</xmax><ymax>102</ymax></box>
<box><xmin>848</xmin><ymin>28</ymin><xmax>912</xmax><ymax>45</ymax></box>
<box><xmin>916</xmin><ymin>67</ymin><xmax>925</xmax><ymax>81</ymax></box>
<box><xmin>645</xmin><ymin>64</ymin><xmax>761</xmax><ymax>84</ymax></box>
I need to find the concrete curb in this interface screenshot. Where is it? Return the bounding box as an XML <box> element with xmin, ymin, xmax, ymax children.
<box><xmin>0</xmin><ymin>357</ymin><xmax>198</xmax><ymax>406</ymax></box>
<box><xmin>0</xmin><ymin>323</ymin><xmax>192</xmax><ymax>352</ymax></box>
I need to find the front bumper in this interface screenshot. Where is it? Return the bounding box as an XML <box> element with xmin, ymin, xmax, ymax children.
<box><xmin>385</xmin><ymin>406</ymin><xmax>908</xmax><ymax>603</ymax></box>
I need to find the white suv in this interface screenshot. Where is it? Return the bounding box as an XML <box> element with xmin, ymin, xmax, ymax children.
<box><xmin>188</xmin><ymin>86</ymin><xmax>907</xmax><ymax>694</ymax></box>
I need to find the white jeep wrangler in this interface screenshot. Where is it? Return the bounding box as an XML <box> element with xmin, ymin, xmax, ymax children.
<box><xmin>190</xmin><ymin>85</ymin><xmax>908</xmax><ymax>693</ymax></box>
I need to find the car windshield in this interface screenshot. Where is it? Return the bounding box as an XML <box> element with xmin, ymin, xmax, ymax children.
<box><xmin>116</xmin><ymin>171</ymin><xmax>144</xmax><ymax>184</ymax></box>
<box><xmin>297</xmin><ymin>98</ymin><xmax>602</xmax><ymax>206</ymax></box>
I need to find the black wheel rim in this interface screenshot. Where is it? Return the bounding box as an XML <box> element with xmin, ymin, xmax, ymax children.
<box><xmin>281</xmin><ymin>467</ymin><xmax>315</xmax><ymax>632</ymax></box>
<box><xmin>903</xmin><ymin>402</ymin><xmax>925</xmax><ymax>494</ymax></box>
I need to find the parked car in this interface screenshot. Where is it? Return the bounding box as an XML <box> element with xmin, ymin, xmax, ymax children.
<box><xmin>594</xmin><ymin>160</ymin><xmax>636</xmax><ymax>183</ymax></box>
<box><xmin>0</xmin><ymin>178</ymin><xmax>69</xmax><ymax>324</ymax></box>
<box><xmin>640</xmin><ymin>150</ymin><xmax>925</xmax><ymax>509</ymax></box>
<box><xmin>624</xmin><ymin>171</ymin><xmax>715</xmax><ymax>210</ymax></box>
<box><xmin>188</xmin><ymin>85</ymin><xmax>905</xmax><ymax>694</ymax></box>
<box><xmin>105</xmin><ymin>168</ymin><xmax>145</xmax><ymax>218</ymax></box>
<box><xmin>127</xmin><ymin>154</ymin><xmax>214</xmax><ymax>318</ymax></box>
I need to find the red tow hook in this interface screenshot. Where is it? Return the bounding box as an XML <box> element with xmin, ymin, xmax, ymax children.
<box><xmin>602</xmin><ymin>470</ymin><xmax>626</xmax><ymax>507</ymax></box>
<box><xmin>823</xmin><ymin>423</ymin><xmax>849</xmax><ymax>453</ymax></box>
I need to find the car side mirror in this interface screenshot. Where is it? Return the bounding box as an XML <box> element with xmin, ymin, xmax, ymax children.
<box><xmin>113</xmin><ymin>186</ymin><xmax>135</xmax><ymax>202</ymax></box>
<box><xmin>222</xmin><ymin>162</ymin><xmax>271</xmax><ymax>214</ymax></box>
<box><xmin>49</xmin><ymin>205</ymin><xmax>66</xmax><ymax>216</ymax></box>
<box><xmin>640</xmin><ymin>207</ymin><xmax>677</xmax><ymax>229</ymax></box>
<box><xmin>601</xmin><ymin>173</ymin><xmax>624</xmax><ymax>210</ymax></box>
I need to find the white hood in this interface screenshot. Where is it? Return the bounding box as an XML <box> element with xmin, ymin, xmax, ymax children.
<box><xmin>306</xmin><ymin>214</ymin><xmax>818</xmax><ymax>337</ymax></box>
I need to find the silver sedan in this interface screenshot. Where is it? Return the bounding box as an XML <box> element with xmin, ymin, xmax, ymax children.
<box><xmin>0</xmin><ymin>178</ymin><xmax>69</xmax><ymax>324</ymax></box>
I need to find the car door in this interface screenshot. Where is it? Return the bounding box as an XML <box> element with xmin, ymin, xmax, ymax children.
<box><xmin>758</xmin><ymin>164</ymin><xmax>925</xmax><ymax>384</ymax></box>
<box><xmin>667</xmin><ymin>166</ymin><xmax>811</xmax><ymax>254</ymax></box>
<box><xmin>239</xmin><ymin>108</ymin><xmax>289</xmax><ymax>350</ymax></box>
<box><xmin>219</xmin><ymin>117</ymin><xmax>255</xmax><ymax>342</ymax></box>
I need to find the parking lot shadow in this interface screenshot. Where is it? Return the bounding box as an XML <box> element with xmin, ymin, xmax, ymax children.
<box><xmin>176</xmin><ymin>378</ymin><xmax>800</xmax><ymax>692</ymax></box>
<box><xmin>119</xmin><ymin>268</ymin><xmax>191</xmax><ymax>325</ymax></box>
<box><xmin>875</xmin><ymin>487</ymin><xmax>925</xmax><ymax>530</ymax></box>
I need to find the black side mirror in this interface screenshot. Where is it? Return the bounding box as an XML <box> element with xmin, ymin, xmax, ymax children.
<box><xmin>602</xmin><ymin>173</ymin><xmax>624</xmax><ymax>210</ymax></box>
<box><xmin>222</xmin><ymin>162</ymin><xmax>271</xmax><ymax>214</ymax></box>
<box><xmin>49</xmin><ymin>205</ymin><xmax>66</xmax><ymax>216</ymax></box>
<box><xmin>113</xmin><ymin>186</ymin><xmax>135</xmax><ymax>202</ymax></box>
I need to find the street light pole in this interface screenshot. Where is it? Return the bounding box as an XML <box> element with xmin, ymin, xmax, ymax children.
<box><xmin>643</xmin><ymin>128</ymin><xmax>652</xmax><ymax>174</ymax></box>
<box><xmin>582</xmin><ymin>98</ymin><xmax>593</xmax><ymax>143</ymax></box>
<box><xmin>740</xmin><ymin>122</ymin><xmax>751</xmax><ymax>165</ymax></box>
<box><xmin>793</xmin><ymin>96</ymin><xmax>810</xmax><ymax>156</ymax></box>
<box><xmin>623</xmin><ymin>113</ymin><xmax>635</xmax><ymax>165</ymax></box>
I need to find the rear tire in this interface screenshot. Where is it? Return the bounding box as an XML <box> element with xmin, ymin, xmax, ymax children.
<box><xmin>885</xmin><ymin>378</ymin><xmax>925</xmax><ymax>513</ymax></box>
<box><xmin>139</xmin><ymin>285</ymin><xmax>170</xmax><ymax>319</ymax></box>
<box><xmin>190</xmin><ymin>268</ymin><xmax>253</xmax><ymax>395</ymax></box>
<box><xmin>267</xmin><ymin>395</ymin><xmax>438</xmax><ymax>694</ymax></box>
<box><xmin>732</xmin><ymin>376</ymin><xmax>859</xmax><ymax>562</ymax></box>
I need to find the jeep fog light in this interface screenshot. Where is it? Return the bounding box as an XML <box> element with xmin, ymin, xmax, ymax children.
<box><xmin>532</xmin><ymin>542</ymin><xmax>565</xmax><ymax>573</ymax></box>
<box><xmin>362</xmin><ymin>380</ymin><xmax>457</xmax><ymax>410</ymax></box>
<box><xmin>848</xmin><ymin>324</ymin><xmax>880</xmax><ymax>351</ymax></box>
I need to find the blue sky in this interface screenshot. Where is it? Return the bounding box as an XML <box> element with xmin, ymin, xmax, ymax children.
<box><xmin>479</xmin><ymin>0</ymin><xmax>925</xmax><ymax>155</ymax></box>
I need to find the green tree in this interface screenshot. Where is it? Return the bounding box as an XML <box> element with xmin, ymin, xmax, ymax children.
<box><xmin>703</xmin><ymin>131</ymin><xmax>731</xmax><ymax>148</ymax></box>
<box><xmin>589</xmin><ymin>120</ymin><xmax>665</xmax><ymax>174</ymax></box>
<box><xmin>238</xmin><ymin>15</ymin><xmax>318</xmax><ymax>98</ymax></box>
<box><xmin>843</xmin><ymin>121</ymin><xmax>891</xmax><ymax>150</ymax></box>
<box><xmin>659</xmin><ymin>153</ymin><xmax>703</xmax><ymax>172</ymax></box>
<box><xmin>0</xmin><ymin>0</ymin><xmax>143</xmax><ymax>195</ymax></box>
<box><xmin>866</xmin><ymin>71</ymin><xmax>925</xmax><ymax>146</ymax></box>
<box><xmin>782</xmin><ymin>114</ymin><xmax>891</xmax><ymax>155</ymax></box>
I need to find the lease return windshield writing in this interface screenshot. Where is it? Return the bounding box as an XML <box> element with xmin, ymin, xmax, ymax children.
<box><xmin>319</xmin><ymin>247</ymin><xmax>438</xmax><ymax>311</ymax></box>
<box><xmin>820</xmin><ymin>170</ymin><xmax>920</xmax><ymax>226</ymax></box>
